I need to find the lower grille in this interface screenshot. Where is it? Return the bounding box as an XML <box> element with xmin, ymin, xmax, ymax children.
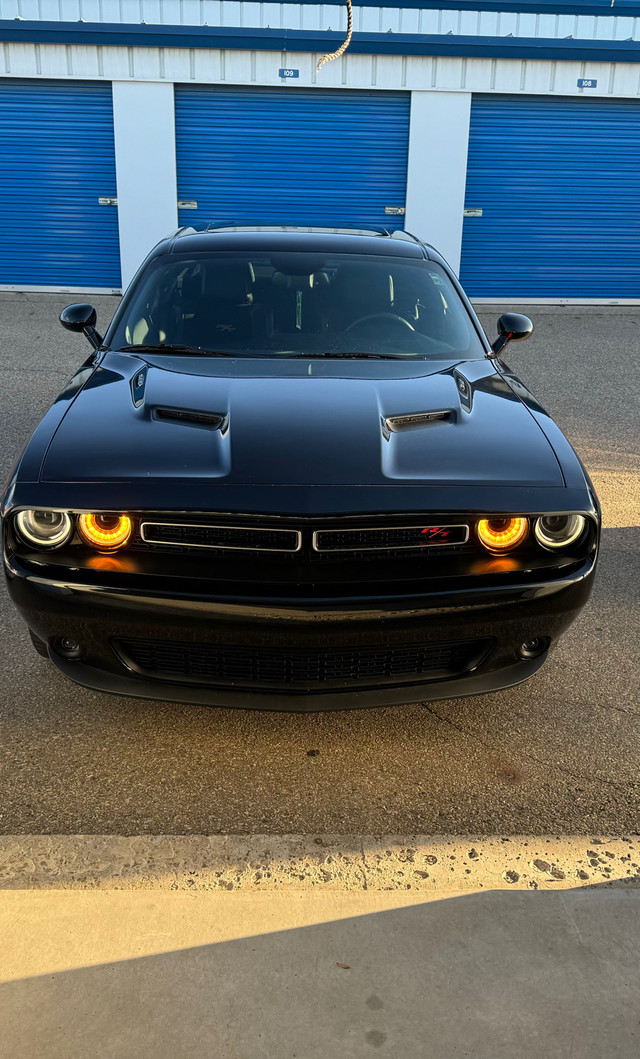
<box><xmin>115</xmin><ymin>637</ymin><xmax>492</xmax><ymax>691</ymax></box>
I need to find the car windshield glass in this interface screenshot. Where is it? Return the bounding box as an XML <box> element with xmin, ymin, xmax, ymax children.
<box><xmin>108</xmin><ymin>252</ymin><xmax>484</xmax><ymax>359</ymax></box>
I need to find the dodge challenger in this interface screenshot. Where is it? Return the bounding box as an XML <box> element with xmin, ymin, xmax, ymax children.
<box><xmin>1</xmin><ymin>227</ymin><xmax>600</xmax><ymax>710</ymax></box>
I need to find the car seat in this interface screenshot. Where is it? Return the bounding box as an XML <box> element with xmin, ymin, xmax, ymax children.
<box><xmin>180</xmin><ymin>261</ymin><xmax>256</xmax><ymax>347</ymax></box>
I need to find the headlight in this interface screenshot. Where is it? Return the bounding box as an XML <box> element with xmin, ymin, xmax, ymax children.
<box><xmin>15</xmin><ymin>509</ymin><xmax>73</xmax><ymax>548</ymax></box>
<box><xmin>477</xmin><ymin>517</ymin><xmax>528</xmax><ymax>553</ymax></box>
<box><xmin>78</xmin><ymin>513</ymin><xmax>133</xmax><ymax>551</ymax></box>
<box><xmin>534</xmin><ymin>514</ymin><xmax>586</xmax><ymax>550</ymax></box>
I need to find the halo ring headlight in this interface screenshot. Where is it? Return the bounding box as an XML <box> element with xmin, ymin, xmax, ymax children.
<box><xmin>78</xmin><ymin>513</ymin><xmax>132</xmax><ymax>551</ymax></box>
<box><xmin>477</xmin><ymin>517</ymin><xmax>528</xmax><ymax>553</ymax></box>
<box><xmin>15</xmin><ymin>510</ymin><xmax>73</xmax><ymax>549</ymax></box>
<box><xmin>534</xmin><ymin>514</ymin><xmax>586</xmax><ymax>550</ymax></box>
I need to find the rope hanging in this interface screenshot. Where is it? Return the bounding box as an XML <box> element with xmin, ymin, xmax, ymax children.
<box><xmin>316</xmin><ymin>0</ymin><xmax>353</xmax><ymax>72</ymax></box>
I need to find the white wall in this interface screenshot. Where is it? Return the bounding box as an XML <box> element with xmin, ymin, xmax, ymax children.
<box><xmin>404</xmin><ymin>92</ymin><xmax>472</xmax><ymax>275</ymax></box>
<box><xmin>2</xmin><ymin>0</ymin><xmax>637</xmax><ymax>42</ymax></box>
<box><xmin>112</xmin><ymin>81</ymin><xmax>178</xmax><ymax>289</ymax></box>
<box><xmin>3</xmin><ymin>42</ymin><xmax>636</xmax><ymax>101</ymax></box>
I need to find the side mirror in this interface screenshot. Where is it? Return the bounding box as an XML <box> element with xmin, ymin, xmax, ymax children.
<box><xmin>59</xmin><ymin>303</ymin><xmax>103</xmax><ymax>351</ymax></box>
<box><xmin>491</xmin><ymin>313</ymin><xmax>533</xmax><ymax>357</ymax></box>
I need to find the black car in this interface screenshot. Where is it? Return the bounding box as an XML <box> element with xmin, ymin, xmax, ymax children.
<box><xmin>2</xmin><ymin>227</ymin><xmax>599</xmax><ymax>711</ymax></box>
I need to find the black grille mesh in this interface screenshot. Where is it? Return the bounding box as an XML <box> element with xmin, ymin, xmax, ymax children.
<box><xmin>141</xmin><ymin>523</ymin><xmax>300</xmax><ymax>552</ymax></box>
<box><xmin>135</xmin><ymin>518</ymin><xmax>474</xmax><ymax>562</ymax></box>
<box><xmin>115</xmin><ymin>637</ymin><xmax>491</xmax><ymax>690</ymax></box>
<box><xmin>314</xmin><ymin>525</ymin><xmax>468</xmax><ymax>552</ymax></box>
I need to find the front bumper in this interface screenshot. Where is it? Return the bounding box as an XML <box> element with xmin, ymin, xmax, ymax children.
<box><xmin>5</xmin><ymin>554</ymin><xmax>596</xmax><ymax>710</ymax></box>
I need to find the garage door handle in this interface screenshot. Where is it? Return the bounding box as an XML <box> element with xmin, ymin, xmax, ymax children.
<box><xmin>178</xmin><ymin>200</ymin><xmax>198</xmax><ymax>209</ymax></box>
<box><xmin>98</xmin><ymin>197</ymin><xmax>118</xmax><ymax>206</ymax></box>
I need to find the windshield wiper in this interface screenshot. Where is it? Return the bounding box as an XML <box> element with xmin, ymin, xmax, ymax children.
<box><xmin>116</xmin><ymin>345</ymin><xmax>418</xmax><ymax>360</ymax></box>
<box><xmin>116</xmin><ymin>344</ymin><xmax>238</xmax><ymax>356</ymax></box>
<box><xmin>323</xmin><ymin>351</ymin><xmax>416</xmax><ymax>360</ymax></box>
<box><xmin>253</xmin><ymin>351</ymin><xmax>417</xmax><ymax>360</ymax></box>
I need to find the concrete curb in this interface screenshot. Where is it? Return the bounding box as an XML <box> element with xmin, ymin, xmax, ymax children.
<box><xmin>1</xmin><ymin>834</ymin><xmax>639</xmax><ymax>891</ymax></box>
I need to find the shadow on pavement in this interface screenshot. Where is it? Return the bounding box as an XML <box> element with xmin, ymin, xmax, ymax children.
<box><xmin>1</xmin><ymin>885</ymin><xmax>639</xmax><ymax>1058</ymax></box>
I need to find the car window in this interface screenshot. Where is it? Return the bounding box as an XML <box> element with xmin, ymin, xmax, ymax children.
<box><xmin>108</xmin><ymin>252</ymin><xmax>484</xmax><ymax>359</ymax></box>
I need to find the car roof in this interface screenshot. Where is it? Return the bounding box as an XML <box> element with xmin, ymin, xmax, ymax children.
<box><xmin>154</xmin><ymin>226</ymin><xmax>437</xmax><ymax>262</ymax></box>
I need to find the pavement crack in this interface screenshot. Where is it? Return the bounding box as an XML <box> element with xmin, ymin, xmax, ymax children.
<box><xmin>575</xmin><ymin>699</ymin><xmax>640</xmax><ymax>719</ymax></box>
<box><xmin>420</xmin><ymin>701</ymin><xmax>635</xmax><ymax>794</ymax></box>
<box><xmin>559</xmin><ymin>890</ymin><xmax>588</xmax><ymax>953</ymax></box>
<box><xmin>359</xmin><ymin>835</ymin><xmax>368</xmax><ymax>890</ymax></box>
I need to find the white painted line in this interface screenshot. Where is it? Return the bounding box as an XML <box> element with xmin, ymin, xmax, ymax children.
<box><xmin>472</xmin><ymin>297</ymin><xmax>640</xmax><ymax>305</ymax></box>
<box><xmin>0</xmin><ymin>285</ymin><xmax>122</xmax><ymax>294</ymax></box>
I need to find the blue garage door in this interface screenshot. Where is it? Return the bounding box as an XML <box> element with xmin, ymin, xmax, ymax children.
<box><xmin>0</xmin><ymin>79</ymin><xmax>120</xmax><ymax>289</ymax></box>
<box><xmin>460</xmin><ymin>95</ymin><xmax>640</xmax><ymax>299</ymax></box>
<box><xmin>175</xmin><ymin>86</ymin><xmax>410</xmax><ymax>231</ymax></box>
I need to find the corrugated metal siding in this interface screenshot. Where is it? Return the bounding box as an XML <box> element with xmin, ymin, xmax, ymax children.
<box><xmin>460</xmin><ymin>94</ymin><xmax>640</xmax><ymax>298</ymax></box>
<box><xmin>175</xmin><ymin>86</ymin><xmax>410</xmax><ymax>231</ymax></box>
<box><xmin>2</xmin><ymin>45</ymin><xmax>640</xmax><ymax>99</ymax></box>
<box><xmin>0</xmin><ymin>79</ymin><xmax>120</xmax><ymax>288</ymax></box>
<box><xmin>3</xmin><ymin>2</ymin><xmax>640</xmax><ymax>42</ymax></box>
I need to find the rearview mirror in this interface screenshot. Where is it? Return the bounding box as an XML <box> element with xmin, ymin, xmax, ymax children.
<box><xmin>491</xmin><ymin>313</ymin><xmax>533</xmax><ymax>357</ymax></box>
<box><xmin>59</xmin><ymin>303</ymin><xmax>103</xmax><ymax>351</ymax></box>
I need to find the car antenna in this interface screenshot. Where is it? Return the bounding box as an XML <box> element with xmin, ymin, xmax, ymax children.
<box><xmin>316</xmin><ymin>0</ymin><xmax>353</xmax><ymax>73</ymax></box>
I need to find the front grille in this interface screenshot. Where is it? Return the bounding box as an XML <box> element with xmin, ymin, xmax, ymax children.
<box><xmin>313</xmin><ymin>524</ymin><xmax>469</xmax><ymax>552</ymax></box>
<box><xmin>140</xmin><ymin>522</ymin><xmax>301</xmax><ymax>552</ymax></box>
<box><xmin>115</xmin><ymin>637</ymin><xmax>492</xmax><ymax>691</ymax></box>
<box><xmin>134</xmin><ymin>516</ymin><xmax>474</xmax><ymax>565</ymax></box>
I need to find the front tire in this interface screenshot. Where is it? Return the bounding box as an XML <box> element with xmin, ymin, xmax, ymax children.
<box><xmin>28</xmin><ymin>628</ymin><xmax>49</xmax><ymax>658</ymax></box>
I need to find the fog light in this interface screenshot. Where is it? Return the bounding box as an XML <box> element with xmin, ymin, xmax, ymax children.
<box><xmin>15</xmin><ymin>509</ymin><xmax>73</xmax><ymax>548</ymax></box>
<box><xmin>518</xmin><ymin>638</ymin><xmax>548</xmax><ymax>660</ymax></box>
<box><xmin>78</xmin><ymin>513</ymin><xmax>132</xmax><ymax>551</ymax></box>
<box><xmin>477</xmin><ymin>517</ymin><xmax>528</xmax><ymax>553</ymax></box>
<box><xmin>55</xmin><ymin>637</ymin><xmax>83</xmax><ymax>660</ymax></box>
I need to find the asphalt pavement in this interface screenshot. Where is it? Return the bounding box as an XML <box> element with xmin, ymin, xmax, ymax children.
<box><xmin>0</xmin><ymin>294</ymin><xmax>638</xmax><ymax>835</ymax></box>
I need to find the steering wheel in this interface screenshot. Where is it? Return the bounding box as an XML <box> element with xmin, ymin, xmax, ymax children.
<box><xmin>344</xmin><ymin>312</ymin><xmax>416</xmax><ymax>334</ymax></box>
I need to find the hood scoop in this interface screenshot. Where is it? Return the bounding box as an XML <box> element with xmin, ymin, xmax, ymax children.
<box><xmin>384</xmin><ymin>410</ymin><xmax>453</xmax><ymax>434</ymax></box>
<box><xmin>40</xmin><ymin>352</ymin><xmax>564</xmax><ymax>488</ymax></box>
<box><xmin>154</xmin><ymin>407</ymin><xmax>227</xmax><ymax>429</ymax></box>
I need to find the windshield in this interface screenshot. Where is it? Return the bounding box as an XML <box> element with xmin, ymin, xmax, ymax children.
<box><xmin>108</xmin><ymin>252</ymin><xmax>484</xmax><ymax>359</ymax></box>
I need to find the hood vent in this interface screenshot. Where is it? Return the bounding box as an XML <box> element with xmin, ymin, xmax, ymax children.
<box><xmin>384</xmin><ymin>410</ymin><xmax>452</xmax><ymax>433</ymax></box>
<box><xmin>130</xmin><ymin>366</ymin><xmax>147</xmax><ymax>408</ymax></box>
<box><xmin>154</xmin><ymin>408</ymin><xmax>226</xmax><ymax>429</ymax></box>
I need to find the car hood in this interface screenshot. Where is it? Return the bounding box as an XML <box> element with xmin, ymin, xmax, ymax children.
<box><xmin>40</xmin><ymin>353</ymin><xmax>564</xmax><ymax>488</ymax></box>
